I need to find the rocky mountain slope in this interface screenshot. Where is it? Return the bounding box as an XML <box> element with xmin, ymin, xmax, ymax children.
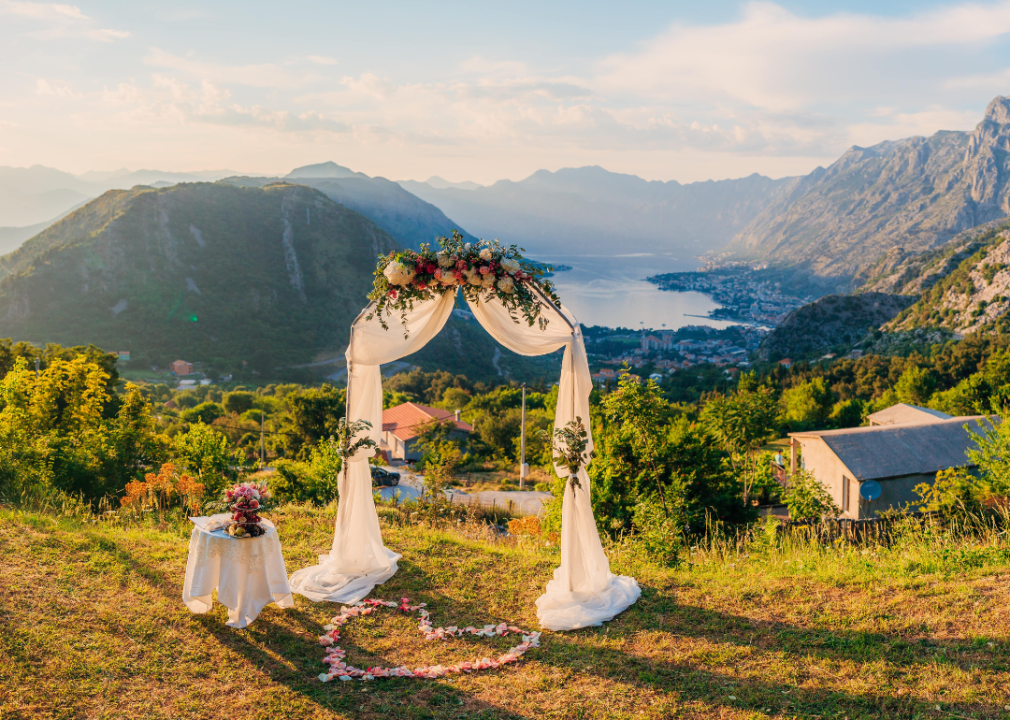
<box><xmin>726</xmin><ymin>96</ymin><xmax>1010</xmax><ymax>287</ymax></box>
<box><xmin>881</xmin><ymin>224</ymin><xmax>1010</xmax><ymax>337</ymax></box>
<box><xmin>399</xmin><ymin>166</ymin><xmax>798</xmax><ymax>258</ymax></box>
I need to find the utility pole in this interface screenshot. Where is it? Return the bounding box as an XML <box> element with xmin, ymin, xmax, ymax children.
<box><xmin>519</xmin><ymin>383</ymin><xmax>528</xmax><ymax>489</ymax></box>
<box><xmin>260</xmin><ymin>411</ymin><xmax>266</xmax><ymax>467</ymax></box>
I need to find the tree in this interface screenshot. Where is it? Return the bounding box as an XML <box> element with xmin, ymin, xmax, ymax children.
<box><xmin>779</xmin><ymin>377</ymin><xmax>833</xmax><ymax>431</ymax></box>
<box><xmin>699</xmin><ymin>383</ymin><xmax>779</xmax><ymax>504</ymax></box>
<box><xmin>894</xmin><ymin>366</ymin><xmax>937</xmax><ymax>406</ymax></box>
<box><xmin>181</xmin><ymin>402</ymin><xmax>224</xmax><ymax>425</ymax></box>
<box><xmin>601</xmin><ymin>376</ymin><xmax>675</xmax><ymax>516</ymax></box>
<box><xmin>223</xmin><ymin>391</ymin><xmax>256</xmax><ymax>415</ymax></box>
<box><xmin>284</xmin><ymin>385</ymin><xmax>346</xmax><ymax>459</ymax></box>
<box><xmin>173</xmin><ymin>422</ymin><xmax>236</xmax><ymax>495</ymax></box>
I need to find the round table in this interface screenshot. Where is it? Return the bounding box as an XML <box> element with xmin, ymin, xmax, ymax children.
<box><xmin>182</xmin><ymin>514</ymin><xmax>294</xmax><ymax>628</ymax></box>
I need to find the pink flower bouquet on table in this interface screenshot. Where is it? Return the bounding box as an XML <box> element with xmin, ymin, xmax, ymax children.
<box><xmin>208</xmin><ymin>481</ymin><xmax>276</xmax><ymax>538</ymax></box>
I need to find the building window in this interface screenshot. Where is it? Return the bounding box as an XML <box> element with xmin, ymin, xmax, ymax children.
<box><xmin>843</xmin><ymin>476</ymin><xmax>852</xmax><ymax>512</ymax></box>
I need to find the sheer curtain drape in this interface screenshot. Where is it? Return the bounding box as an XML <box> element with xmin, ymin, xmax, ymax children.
<box><xmin>289</xmin><ymin>293</ymin><xmax>456</xmax><ymax>603</ymax></box>
<box><xmin>290</xmin><ymin>289</ymin><xmax>640</xmax><ymax>629</ymax></box>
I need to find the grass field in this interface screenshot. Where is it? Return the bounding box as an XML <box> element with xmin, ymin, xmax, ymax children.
<box><xmin>4</xmin><ymin>505</ymin><xmax>1010</xmax><ymax>719</ymax></box>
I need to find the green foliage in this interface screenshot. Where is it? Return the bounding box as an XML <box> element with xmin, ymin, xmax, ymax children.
<box><xmin>700</xmin><ymin>382</ymin><xmax>779</xmax><ymax>503</ymax></box>
<box><xmin>779</xmin><ymin>377</ymin><xmax>833</xmax><ymax>430</ymax></box>
<box><xmin>173</xmin><ymin>422</ymin><xmax>237</xmax><ymax>496</ymax></box>
<box><xmin>0</xmin><ymin>354</ymin><xmax>165</xmax><ymax>505</ymax></box>
<box><xmin>181</xmin><ymin>401</ymin><xmax>224</xmax><ymax>425</ymax></box>
<box><xmin>283</xmin><ymin>385</ymin><xmax>346</xmax><ymax>460</ymax></box>
<box><xmin>271</xmin><ymin>440</ymin><xmax>343</xmax><ymax>505</ymax></box>
<box><xmin>629</xmin><ymin>500</ymin><xmax>682</xmax><ymax>567</ymax></box>
<box><xmin>223</xmin><ymin>391</ymin><xmax>256</xmax><ymax>415</ymax></box>
<box><xmin>894</xmin><ymin>365</ymin><xmax>938</xmax><ymax>406</ymax></box>
<box><xmin>783</xmin><ymin>469</ymin><xmax>841</xmax><ymax>520</ymax></box>
<box><xmin>829</xmin><ymin>398</ymin><xmax>866</xmax><ymax>428</ymax></box>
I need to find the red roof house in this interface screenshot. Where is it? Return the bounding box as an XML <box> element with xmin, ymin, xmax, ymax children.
<box><xmin>381</xmin><ymin>402</ymin><xmax>473</xmax><ymax>461</ymax></box>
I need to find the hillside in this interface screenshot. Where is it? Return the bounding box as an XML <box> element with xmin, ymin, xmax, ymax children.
<box><xmin>5</xmin><ymin>505</ymin><xmax>1010</xmax><ymax>719</ymax></box>
<box><xmin>881</xmin><ymin>225</ymin><xmax>1010</xmax><ymax>337</ymax></box>
<box><xmin>0</xmin><ymin>182</ymin><xmax>397</xmax><ymax>374</ymax></box>
<box><xmin>726</xmin><ymin>96</ymin><xmax>1010</xmax><ymax>286</ymax></box>
<box><xmin>399</xmin><ymin>167</ymin><xmax>797</xmax><ymax>257</ymax></box>
<box><xmin>0</xmin><ymin>182</ymin><xmax>560</xmax><ymax>383</ymax></box>
<box><xmin>757</xmin><ymin>293</ymin><xmax>917</xmax><ymax>362</ymax></box>
<box><xmin>227</xmin><ymin>164</ymin><xmax>473</xmax><ymax>250</ymax></box>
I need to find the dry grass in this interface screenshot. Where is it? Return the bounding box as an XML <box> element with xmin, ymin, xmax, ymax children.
<box><xmin>4</xmin><ymin>506</ymin><xmax>1010</xmax><ymax>719</ymax></box>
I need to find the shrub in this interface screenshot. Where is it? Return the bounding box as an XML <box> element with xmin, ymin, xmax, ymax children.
<box><xmin>783</xmin><ymin>469</ymin><xmax>840</xmax><ymax>520</ymax></box>
<box><xmin>120</xmin><ymin>462</ymin><xmax>205</xmax><ymax>514</ymax></box>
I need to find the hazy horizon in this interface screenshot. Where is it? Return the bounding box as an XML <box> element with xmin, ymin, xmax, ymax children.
<box><xmin>7</xmin><ymin>1</ymin><xmax>1010</xmax><ymax>184</ymax></box>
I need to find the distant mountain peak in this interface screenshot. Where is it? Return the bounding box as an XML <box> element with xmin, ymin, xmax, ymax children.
<box><xmin>424</xmin><ymin>176</ymin><xmax>482</xmax><ymax>191</ymax></box>
<box><xmin>983</xmin><ymin>95</ymin><xmax>1010</xmax><ymax>125</ymax></box>
<box><xmin>287</xmin><ymin>161</ymin><xmax>363</xmax><ymax>180</ymax></box>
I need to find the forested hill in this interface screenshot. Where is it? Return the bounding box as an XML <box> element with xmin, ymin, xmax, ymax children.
<box><xmin>725</xmin><ymin>96</ymin><xmax>1010</xmax><ymax>288</ymax></box>
<box><xmin>0</xmin><ymin>182</ymin><xmax>397</xmax><ymax>374</ymax></box>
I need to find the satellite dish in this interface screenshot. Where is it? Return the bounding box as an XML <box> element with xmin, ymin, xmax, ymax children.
<box><xmin>860</xmin><ymin>480</ymin><xmax>881</xmax><ymax>501</ymax></box>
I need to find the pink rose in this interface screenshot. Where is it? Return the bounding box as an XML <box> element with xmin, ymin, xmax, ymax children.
<box><xmin>480</xmin><ymin>266</ymin><xmax>490</xmax><ymax>275</ymax></box>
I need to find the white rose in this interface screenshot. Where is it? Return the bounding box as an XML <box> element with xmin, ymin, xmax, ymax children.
<box><xmin>500</xmin><ymin>258</ymin><xmax>520</xmax><ymax>274</ymax></box>
<box><xmin>497</xmin><ymin>276</ymin><xmax>515</xmax><ymax>294</ymax></box>
<box><xmin>383</xmin><ymin>260</ymin><xmax>414</xmax><ymax>287</ymax></box>
<box><xmin>465</xmin><ymin>270</ymin><xmax>482</xmax><ymax>286</ymax></box>
<box><xmin>479</xmin><ymin>248</ymin><xmax>493</xmax><ymax>261</ymax></box>
<box><xmin>437</xmin><ymin>269</ymin><xmax>457</xmax><ymax>286</ymax></box>
<box><xmin>481</xmin><ymin>272</ymin><xmax>496</xmax><ymax>288</ymax></box>
<box><xmin>437</xmin><ymin>252</ymin><xmax>454</xmax><ymax>269</ymax></box>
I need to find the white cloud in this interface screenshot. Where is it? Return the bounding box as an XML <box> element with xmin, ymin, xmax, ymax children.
<box><xmin>0</xmin><ymin>0</ymin><xmax>87</xmax><ymax>20</ymax></box>
<box><xmin>89</xmin><ymin>28</ymin><xmax>129</xmax><ymax>42</ymax></box>
<box><xmin>307</xmin><ymin>55</ymin><xmax>337</xmax><ymax>66</ymax></box>
<box><xmin>596</xmin><ymin>1</ymin><xmax>1010</xmax><ymax>112</ymax></box>
<box><xmin>36</xmin><ymin>78</ymin><xmax>81</xmax><ymax>98</ymax></box>
<box><xmin>145</xmin><ymin>48</ymin><xmax>310</xmax><ymax>88</ymax></box>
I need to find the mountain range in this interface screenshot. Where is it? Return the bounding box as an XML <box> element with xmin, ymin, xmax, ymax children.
<box><xmin>726</xmin><ymin>96</ymin><xmax>1010</xmax><ymax>288</ymax></box>
<box><xmin>0</xmin><ymin>165</ymin><xmax>241</xmax><ymax>229</ymax></box>
<box><xmin>0</xmin><ymin>181</ymin><xmax>560</xmax><ymax>382</ymax></box>
<box><xmin>399</xmin><ymin>167</ymin><xmax>796</xmax><ymax>258</ymax></box>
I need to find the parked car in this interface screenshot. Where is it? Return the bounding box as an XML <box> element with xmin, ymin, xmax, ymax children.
<box><xmin>370</xmin><ymin>467</ymin><xmax>400</xmax><ymax>487</ymax></box>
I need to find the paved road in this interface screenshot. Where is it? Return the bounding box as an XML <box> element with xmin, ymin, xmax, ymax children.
<box><xmin>384</xmin><ymin>468</ymin><xmax>550</xmax><ymax>516</ymax></box>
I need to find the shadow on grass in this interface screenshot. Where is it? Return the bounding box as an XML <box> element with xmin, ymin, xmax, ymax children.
<box><xmin>62</xmin><ymin>525</ymin><xmax>1010</xmax><ymax>719</ymax></box>
<box><xmin>530</xmin><ymin>582</ymin><xmax>1010</xmax><ymax>719</ymax></box>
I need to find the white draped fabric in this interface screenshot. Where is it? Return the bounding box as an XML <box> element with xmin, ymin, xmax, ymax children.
<box><xmin>290</xmin><ymin>288</ymin><xmax>640</xmax><ymax>630</ymax></box>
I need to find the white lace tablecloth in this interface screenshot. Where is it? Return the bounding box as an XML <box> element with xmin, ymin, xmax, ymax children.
<box><xmin>182</xmin><ymin>515</ymin><xmax>294</xmax><ymax>628</ymax></box>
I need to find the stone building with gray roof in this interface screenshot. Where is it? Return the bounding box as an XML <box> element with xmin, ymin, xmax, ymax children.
<box><xmin>789</xmin><ymin>412</ymin><xmax>992</xmax><ymax>519</ymax></box>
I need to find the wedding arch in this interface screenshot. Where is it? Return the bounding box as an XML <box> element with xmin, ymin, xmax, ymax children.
<box><xmin>290</xmin><ymin>234</ymin><xmax>640</xmax><ymax>631</ymax></box>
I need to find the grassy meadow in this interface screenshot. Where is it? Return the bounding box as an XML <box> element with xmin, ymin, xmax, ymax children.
<box><xmin>4</xmin><ymin>505</ymin><xmax>1010</xmax><ymax>719</ymax></box>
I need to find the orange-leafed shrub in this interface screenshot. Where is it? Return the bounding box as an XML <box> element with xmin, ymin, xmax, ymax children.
<box><xmin>507</xmin><ymin>515</ymin><xmax>542</xmax><ymax>537</ymax></box>
<box><xmin>121</xmin><ymin>463</ymin><xmax>205</xmax><ymax>513</ymax></box>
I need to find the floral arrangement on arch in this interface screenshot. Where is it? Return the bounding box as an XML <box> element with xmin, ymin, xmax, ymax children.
<box><xmin>367</xmin><ymin>230</ymin><xmax>562</xmax><ymax>336</ymax></box>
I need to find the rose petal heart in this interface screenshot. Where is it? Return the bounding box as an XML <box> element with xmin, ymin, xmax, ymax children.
<box><xmin>315</xmin><ymin>597</ymin><xmax>541</xmax><ymax>682</ymax></box>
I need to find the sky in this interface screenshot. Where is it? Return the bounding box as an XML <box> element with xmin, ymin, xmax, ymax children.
<box><xmin>4</xmin><ymin>0</ymin><xmax>1010</xmax><ymax>184</ymax></box>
